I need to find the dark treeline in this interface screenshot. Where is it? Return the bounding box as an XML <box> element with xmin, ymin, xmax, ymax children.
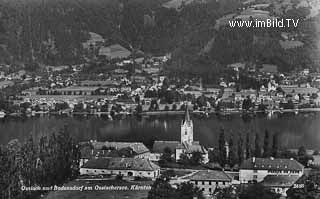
<box><xmin>0</xmin><ymin>125</ymin><xmax>80</xmax><ymax>199</ymax></box>
<box><xmin>209</xmin><ymin>128</ymin><xmax>314</xmax><ymax>168</ymax></box>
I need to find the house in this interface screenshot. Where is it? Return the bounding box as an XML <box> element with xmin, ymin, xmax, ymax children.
<box><xmin>80</xmin><ymin>157</ymin><xmax>160</xmax><ymax>179</ymax></box>
<box><xmin>89</xmin><ymin>141</ymin><xmax>158</xmax><ymax>161</ymax></box>
<box><xmin>261</xmin><ymin>175</ymin><xmax>301</xmax><ymax>196</ymax></box>
<box><xmin>239</xmin><ymin>157</ymin><xmax>304</xmax><ymax>183</ymax></box>
<box><xmin>0</xmin><ymin>80</ymin><xmax>14</xmax><ymax>89</ymax></box>
<box><xmin>152</xmin><ymin>108</ymin><xmax>209</xmax><ymax>163</ymax></box>
<box><xmin>98</xmin><ymin>44</ymin><xmax>131</xmax><ymax>60</ymax></box>
<box><xmin>82</xmin><ymin>32</ymin><xmax>105</xmax><ymax>50</ymax></box>
<box><xmin>186</xmin><ymin>170</ymin><xmax>232</xmax><ymax>195</ymax></box>
<box><xmin>260</xmin><ymin>64</ymin><xmax>278</xmax><ymax>74</ymax></box>
<box><xmin>227</xmin><ymin>63</ymin><xmax>246</xmax><ymax>71</ymax></box>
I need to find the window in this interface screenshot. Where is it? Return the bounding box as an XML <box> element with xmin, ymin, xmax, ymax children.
<box><xmin>195</xmin><ymin>181</ymin><xmax>198</xmax><ymax>185</ymax></box>
<box><xmin>209</xmin><ymin>188</ymin><xmax>212</xmax><ymax>192</ymax></box>
<box><xmin>202</xmin><ymin>188</ymin><xmax>205</xmax><ymax>191</ymax></box>
<box><xmin>148</xmin><ymin>172</ymin><xmax>150</xmax><ymax>175</ymax></box>
<box><xmin>253</xmin><ymin>175</ymin><xmax>257</xmax><ymax>179</ymax></box>
<box><xmin>223</xmin><ymin>182</ymin><xmax>225</xmax><ymax>185</ymax></box>
<box><xmin>209</xmin><ymin>181</ymin><xmax>211</xmax><ymax>185</ymax></box>
<box><xmin>216</xmin><ymin>182</ymin><xmax>218</xmax><ymax>185</ymax></box>
<box><xmin>202</xmin><ymin>181</ymin><xmax>205</xmax><ymax>185</ymax></box>
<box><xmin>253</xmin><ymin>170</ymin><xmax>258</xmax><ymax>173</ymax></box>
<box><xmin>94</xmin><ymin>170</ymin><xmax>97</xmax><ymax>172</ymax></box>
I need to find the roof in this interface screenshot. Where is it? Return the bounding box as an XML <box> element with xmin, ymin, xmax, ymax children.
<box><xmin>262</xmin><ymin>175</ymin><xmax>301</xmax><ymax>187</ymax></box>
<box><xmin>81</xmin><ymin>157</ymin><xmax>160</xmax><ymax>171</ymax></box>
<box><xmin>80</xmin><ymin>80</ymin><xmax>119</xmax><ymax>86</ymax></box>
<box><xmin>260</xmin><ymin>64</ymin><xmax>278</xmax><ymax>73</ymax></box>
<box><xmin>80</xmin><ymin>146</ymin><xmax>120</xmax><ymax>159</ymax></box>
<box><xmin>92</xmin><ymin>141</ymin><xmax>150</xmax><ymax>155</ymax></box>
<box><xmin>183</xmin><ymin>142</ymin><xmax>207</xmax><ymax>154</ymax></box>
<box><xmin>186</xmin><ymin>170</ymin><xmax>231</xmax><ymax>182</ymax></box>
<box><xmin>240</xmin><ymin>157</ymin><xmax>304</xmax><ymax>171</ymax></box>
<box><xmin>152</xmin><ymin>141</ymin><xmax>184</xmax><ymax>153</ymax></box>
<box><xmin>182</xmin><ymin>107</ymin><xmax>191</xmax><ymax>124</ymax></box>
<box><xmin>98</xmin><ymin>44</ymin><xmax>131</xmax><ymax>59</ymax></box>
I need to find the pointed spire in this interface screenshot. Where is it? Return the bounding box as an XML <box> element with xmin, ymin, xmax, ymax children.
<box><xmin>184</xmin><ymin>105</ymin><xmax>190</xmax><ymax>123</ymax></box>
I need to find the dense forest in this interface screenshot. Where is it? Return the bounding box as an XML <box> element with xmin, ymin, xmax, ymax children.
<box><xmin>0</xmin><ymin>0</ymin><xmax>319</xmax><ymax>76</ymax></box>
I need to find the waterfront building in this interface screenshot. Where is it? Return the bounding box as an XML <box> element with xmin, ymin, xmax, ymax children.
<box><xmin>152</xmin><ymin>108</ymin><xmax>209</xmax><ymax>163</ymax></box>
<box><xmin>80</xmin><ymin>157</ymin><xmax>160</xmax><ymax>179</ymax></box>
<box><xmin>239</xmin><ymin>157</ymin><xmax>304</xmax><ymax>184</ymax></box>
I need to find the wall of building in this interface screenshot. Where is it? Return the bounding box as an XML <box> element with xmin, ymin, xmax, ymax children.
<box><xmin>240</xmin><ymin>169</ymin><xmax>303</xmax><ymax>183</ymax></box>
<box><xmin>80</xmin><ymin>168</ymin><xmax>160</xmax><ymax>179</ymax></box>
<box><xmin>239</xmin><ymin>169</ymin><xmax>268</xmax><ymax>183</ymax></box>
<box><xmin>190</xmin><ymin>180</ymin><xmax>231</xmax><ymax>195</ymax></box>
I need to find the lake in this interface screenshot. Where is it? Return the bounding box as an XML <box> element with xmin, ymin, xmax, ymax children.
<box><xmin>0</xmin><ymin>112</ymin><xmax>319</xmax><ymax>150</ymax></box>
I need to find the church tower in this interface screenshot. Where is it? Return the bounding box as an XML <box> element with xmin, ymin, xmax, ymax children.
<box><xmin>181</xmin><ymin>107</ymin><xmax>193</xmax><ymax>145</ymax></box>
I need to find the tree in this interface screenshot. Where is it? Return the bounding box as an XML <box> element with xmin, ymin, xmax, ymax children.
<box><xmin>148</xmin><ymin>176</ymin><xmax>176</xmax><ymax>199</ymax></box>
<box><xmin>263</xmin><ymin>130</ymin><xmax>270</xmax><ymax>157</ymax></box>
<box><xmin>160</xmin><ymin>147</ymin><xmax>173</xmax><ymax>163</ymax></box>
<box><xmin>239</xmin><ymin>184</ymin><xmax>281</xmax><ymax>199</ymax></box>
<box><xmin>228</xmin><ymin>137</ymin><xmax>238</xmax><ymax>167</ymax></box>
<box><xmin>190</xmin><ymin>151</ymin><xmax>203</xmax><ymax>165</ymax></box>
<box><xmin>254</xmin><ymin>133</ymin><xmax>262</xmax><ymax>157</ymax></box>
<box><xmin>245</xmin><ymin>133</ymin><xmax>251</xmax><ymax>159</ymax></box>
<box><xmin>218</xmin><ymin>128</ymin><xmax>226</xmax><ymax>166</ymax></box>
<box><xmin>272</xmin><ymin>134</ymin><xmax>279</xmax><ymax>158</ymax></box>
<box><xmin>237</xmin><ymin>135</ymin><xmax>244</xmax><ymax>164</ymax></box>
<box><xmin>215</xmin><ymin>187</ymin><xmax>238</xmax><ymax>199</ymax></box>
<box><xmin>298</xmin><ymin>146</ymin><xmax>306</xmax><ymax>156</ymax></box>
<box><xmin>175</xmin><ymin>182</ymin><xmax>204</xmax><ymax>199</ymax></box>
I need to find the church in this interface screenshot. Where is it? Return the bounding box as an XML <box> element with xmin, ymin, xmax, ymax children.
<box><xmin>152</xmin><ymin>108</ymin><xmax>209</xmax><ymax>163</ymax></box>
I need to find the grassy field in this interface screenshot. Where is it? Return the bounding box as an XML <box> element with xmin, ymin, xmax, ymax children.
<box><xmin>44</xmin><ymin>179</ymin><xmax>153</xmax><ymax>199</ymax></box>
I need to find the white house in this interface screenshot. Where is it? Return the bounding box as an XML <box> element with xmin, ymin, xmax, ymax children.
<box><xmin>239</xmin><ymin>157</ymin><xmax>304</xmax><ymax>184</ymax></box>
<box><xmin>80</xmin><ymin>157</ymin><xmax>160</xmax><ymax>179</ymax></box>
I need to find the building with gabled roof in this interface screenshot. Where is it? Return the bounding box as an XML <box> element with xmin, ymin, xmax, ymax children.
<box><xmin>80</xmin><ymin>157</ymin><xmax>160</xmax><ymax>179</ymax></box>
<box><xmin>261</xmin><ymin>175</ymin><xmax>301</xmax><ymax>196</ymax></box>
<box><xmin>152</xmin><ymin>108</ymin><xmax>208</xmax><ymax>163</ymax></box>
<box><xmin>98</xmin><ymin>44</ymin><xmax>131</xmax><ymax>60</ymax></box>
<box><xmin>185</xmin><ymin>170</ymin><xmax>232</xmax><ymax>195</ymax></box>
<box><xmin>239</xmin><ymin>157</ymin><xmax>304</xmax><ymax>184</ymax></box>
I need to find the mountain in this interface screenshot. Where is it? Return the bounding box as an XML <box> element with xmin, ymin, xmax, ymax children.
<box><xmin>0</xmin><ymin>0</ymin><xmax>319</xmax><ymax>78</ymax></box>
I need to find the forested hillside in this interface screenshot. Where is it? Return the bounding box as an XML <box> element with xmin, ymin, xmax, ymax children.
<box><xmin>0</xmin><ymin>0</ymin><xmax>319</xmax><ymax>77</ymax></box>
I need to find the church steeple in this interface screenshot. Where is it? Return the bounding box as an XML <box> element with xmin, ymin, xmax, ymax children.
<box><xmin>184</xmin><ymin>107</ymin><xmax>190</xmax><ymax>123</ymax></box>
<box><xmin>181</xmin><ymin>106</ymin><xmax>193</xmax><ymax>145</ymax></box>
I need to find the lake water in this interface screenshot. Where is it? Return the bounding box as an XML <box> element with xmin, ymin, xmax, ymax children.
<box><xmin>0</xmin><ymin>113</ymin><xmax>319</xmax><ymax>150</ymax></box>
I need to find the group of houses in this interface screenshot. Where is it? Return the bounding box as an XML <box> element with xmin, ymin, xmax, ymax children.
<box><xmin>78</xmin><ymin>108</ymin><xmax>307</xmax><ymax>198</ymax></box>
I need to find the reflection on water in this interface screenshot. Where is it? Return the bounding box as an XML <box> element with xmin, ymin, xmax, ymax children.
<box><xmin>0</xmin><ymin>113</ymin><xmax>319</xmax><ymax>150</ymax></box>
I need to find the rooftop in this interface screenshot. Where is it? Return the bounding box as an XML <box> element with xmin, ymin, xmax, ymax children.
<box><xmin>92</xmin><ymin>141</ymin><xmax>150</xmax><ymax>155</ymax></box>
<box><xmin>240</xmin><ymin>157</ymin><xmax>304</xmax><ymax>171</ymax></box>
<box><xmin>262</xmin><ymin>175</ymin><xmax>301</xmax><ymax>187</ymax></box>
<box><xmin>186</xmin><ymin>170</ymin><xmax>231</xmax><ymax>182</ymax></box>
<box><xmin>81</xmin><ymin>157</ymin><xmax>160</xmax><ymax>171</ymax></box>
<box><xmin>152</xmin><ymin>141</ymin><xmax>184</xmax><ymax>153</ymax></box>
